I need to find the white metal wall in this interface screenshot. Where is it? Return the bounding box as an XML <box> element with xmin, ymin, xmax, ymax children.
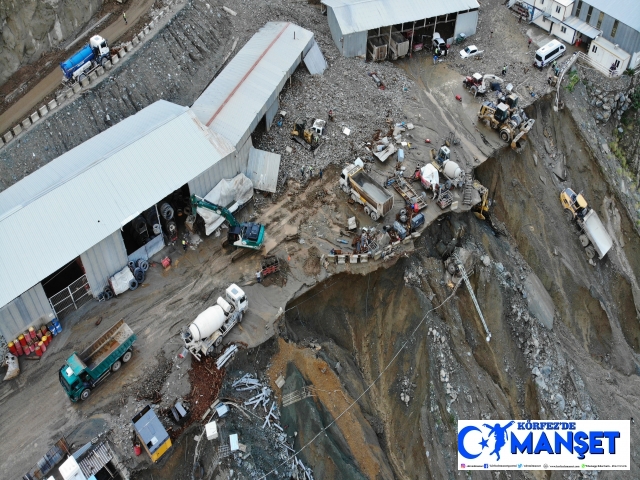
<box><xmin>454</xmin><ymin>10</ymin><xmax>479</xmax><ymax>37</ymax></box>
<box><xmin>265</xmin><ymin>98</ymin><xmax>279</xmax><ymax>131</ymax></box>
<box><xmin>327</xmin><ymin>7</ymin><xmax>368</xmax><ymax>57</ymax></box>
<box><xmin>0</xmin><ymin>283</ymin><xmax>55</xmax><ymax>341</ymax></box>
<box><xmin>188</xmin><ymin>153</ymin><xmax>248</xmax><ymax>197</ymax></box>
<box><xmin>80</xmin><ymin>230</ymin><xmax>129</xmax><ymax>297</ymax></box>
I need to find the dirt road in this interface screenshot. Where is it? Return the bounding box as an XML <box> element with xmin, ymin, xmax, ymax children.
<box><xmin>0</xmin><ymin>0</ymin><xmax>156</xmax><ymax>136</ymax></box>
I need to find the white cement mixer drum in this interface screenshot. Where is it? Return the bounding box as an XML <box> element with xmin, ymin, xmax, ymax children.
<box><xmin>188</xmin><ymin>305</ymin><xmax>226</xmax><ymax>341</ymax></box>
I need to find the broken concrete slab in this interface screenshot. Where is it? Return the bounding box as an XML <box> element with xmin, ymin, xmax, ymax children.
<box><xmin>524</xmin><ymin>272</ymin><xmax>554</xmax><ymax>329</ymax></box>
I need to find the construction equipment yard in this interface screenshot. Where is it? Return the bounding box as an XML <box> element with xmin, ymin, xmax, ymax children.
<box><xmin>1</xmin><ymin>0</ymin><xmax>640</xmax><ymax>478</ymax></box>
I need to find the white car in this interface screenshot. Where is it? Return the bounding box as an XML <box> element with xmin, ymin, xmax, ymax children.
<box><xmin>460</xmin><ymin>45</ymin><xmax>481</xmax><ymax>58</ymax></box>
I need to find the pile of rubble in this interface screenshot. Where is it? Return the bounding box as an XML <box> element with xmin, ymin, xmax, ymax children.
<box><xmin>210</xmin><ymin>372</ymin><xmax>314</xmax><ymax>479</ymax></box>
<box><xmin>254</xmin><ymin>56</ymin><xmax>413</xmax><ymax>194</ymax></box>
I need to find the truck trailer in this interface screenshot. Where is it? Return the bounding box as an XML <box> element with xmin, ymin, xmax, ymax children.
<box><xmin>340</xmin><ymin>161</ymin><xmax>394</xmax><ymax>221</ymax></box>
<box><xmin>59</xmin><ymin>319</ymin><xmax>136</xmax><ymax>402</ymax></box>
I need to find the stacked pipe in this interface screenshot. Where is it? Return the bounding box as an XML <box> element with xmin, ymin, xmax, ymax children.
<box><xmin>8</xmin><ymin>323</ymin><xmax>58</xmax><ymax>359</ymax></box>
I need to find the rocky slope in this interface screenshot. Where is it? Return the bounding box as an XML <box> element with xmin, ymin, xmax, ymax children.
<box><xmin>278</xmin><ymin>96</ymin><xmax>640</xmax><ymax>479</ymax></box>
<box><xmin>0</xmin><ymin>0</ymin><xmax>104</xmax><ymax>86</ymax></box>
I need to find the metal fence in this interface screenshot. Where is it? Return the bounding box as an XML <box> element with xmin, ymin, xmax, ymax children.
<box><xmin>23</xmin><ymin>437</ymin><xmax>69</xmax><ymax>480</ymax></box>
<box><xmin>48</xmin><ymin>275</ymin><xmax>92</xmax><ymax>318</ymax></box>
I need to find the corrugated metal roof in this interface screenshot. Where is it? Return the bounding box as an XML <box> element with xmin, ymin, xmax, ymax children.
<box><xmin>0</xmin><ymin>101</ymin><xmax>235</xmax><ymax>309</ymax></box>
<box><xmin>582</xmin><ymin>0</ymin><xmax>640</xmax><ymax>32</ymax></box>
<box><xmin>0</xmin><ymin>100</ymin><xmax>186</xmax><ymax>215</ymax></box>
<box><xmin>191</xmin><ymin>22</ymin><xmax>318</xmax><ymax>148</ymax></box>
<box><xmin>134</xmin><ymin>406</ymin><xmax>170</xmax><ymax>454</ymax></box>
<box><xmin>77</xmin><ymin>443</ymin><xmax>112</xmax><ymax>478</ymax></box>
<box><xmin>304</xmin><ymin>41</ymin><xmax>328</xmax><ymax>74</ymax></box>
<box><xmin>246</xmin><ymin>147</ymin><xmax>281</xmax><ymax>193</ymax></box>
<box><xmin>322</xmin><ymin>0</ymin><xmax>480</xmax><ymax>35</ymax></box>
<box><xmin>562</xmin><ymin>15</ymin><xmax>601</xmax><ymax>38</ymax></box>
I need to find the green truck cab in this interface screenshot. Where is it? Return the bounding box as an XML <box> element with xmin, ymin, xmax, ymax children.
<box><xmin>59</xmin><ymin>319</ymin><xmax>136</xmax><ymax>402</ymax></box>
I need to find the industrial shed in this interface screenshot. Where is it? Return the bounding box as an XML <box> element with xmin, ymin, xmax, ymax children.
<box><xmin>322</xmin><ymin>0</ymin><xmax>480</xmax><ymax>59</ymax></box>
<box><xmin>0</xmin><ymin>100</ymin><xmax>236</xmax><ymax>340</ymax></box>
<box><xmin>191</xmin><ymin>21</ymin><xmax>326</xmax><ymax>178</ymax></box>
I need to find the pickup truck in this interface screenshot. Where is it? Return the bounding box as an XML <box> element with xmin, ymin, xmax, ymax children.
<box><xmin>59</xmin><ymin>319</ymin><xmax>136</xmax><ymax>402</ymax></box>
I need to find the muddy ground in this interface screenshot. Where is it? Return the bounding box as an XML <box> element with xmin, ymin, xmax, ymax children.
<box><xmin>1</xmin><ymin>0</ymin><xmax>639</xmax><ymax>478</ymax></box>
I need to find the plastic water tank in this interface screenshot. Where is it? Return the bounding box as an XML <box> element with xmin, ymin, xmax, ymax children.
<box><xmin>442</xmin><ymin>160</ymin><xmax>462</xmax><ymax>181</ymax></box>
<box><xmin>354</xmin><ymin>158</ymin><xmax>364</xmax><ymax>168</ymax></box>
<box><xmin>189</xmin><ymin>305</ymin><xmax>226</xmax><ymax>341</ymax></box>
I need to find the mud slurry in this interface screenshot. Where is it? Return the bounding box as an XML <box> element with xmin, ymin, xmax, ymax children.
<box><xmin>271</xmin><ymin>97</ymin><xmax>640</xmax><ymax>479</ymax></box>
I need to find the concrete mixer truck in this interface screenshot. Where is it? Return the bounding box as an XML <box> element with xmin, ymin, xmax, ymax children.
<box><xmin>181</xmin><ymin>284</ymin><xmax>248</xmax><ymax>360</ymax></box>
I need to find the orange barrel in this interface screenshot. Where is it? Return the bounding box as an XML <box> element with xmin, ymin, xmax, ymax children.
<box><xmin>43</xmin><ymin>333</ymin><xmax>50</xmax><ymax>346</ymax></box>
<box><xmin>36</xmin><ymin>329</ymin><xmax>43</xmax><ymax>340</ymax></box>
<box><xmin>25</xmin><ymin>335</ymin><xmax>33</xmax><ymax>346</ymax></box>
<box><xmin>18</xmin><ymin>334</ymin><xmax>27</xmax><ymax>346</ymax></box>
<box><xmin>35</xmin><ymin>344</ymin><xmax>42</xmax><ymax>356</ymax></box>
<box><xmin>8</xmin><ymin>342</ymin><xmax>17</xmax><ymax>355</ymax></box>
<box><xmin>38</xmin><ymin>341</ymin><xmax>46</xmax><ymax>353</ymax></box>
<box><xmin>14</xmin><ymin>341</ymin><xmax>23</xmax><ymax>356</ymax></box>
<box><xmin>28</xmin><ymin>326</ymin><xmax>36</xmax><ymax>339</ymax></box>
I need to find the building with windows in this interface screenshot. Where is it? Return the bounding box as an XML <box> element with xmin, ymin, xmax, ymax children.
<box><xmin>511</xmin><ymin>0</ymin><xmax>639</xmax><ymax>72</ymax></box>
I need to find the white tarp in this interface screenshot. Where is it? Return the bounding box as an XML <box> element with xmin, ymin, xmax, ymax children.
<box><xmin>420</xmin><ymin>164</ymin><xmax>440</xmax><ymax>189</ymax></box>
<box><xmin>197</xmin><ymin>173</ymin><xmax>254</xmax><ymax>236</ymax></box>
<box><xmin>109</xmin><ymin>266</ymin><xmax>135</xmax><ymax>296</ymax></box>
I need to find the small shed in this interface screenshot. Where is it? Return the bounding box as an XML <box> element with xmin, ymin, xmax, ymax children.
<box><xmin>132</xmin><ymin>405</ymin><xmax>172</xmax><ymax>463</ymax></box>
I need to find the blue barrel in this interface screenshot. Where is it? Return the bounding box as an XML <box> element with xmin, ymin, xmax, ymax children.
<box><xmin>48</xmin><ymin>322</ymin><xmax>57</xmax><ymax>336</ymax></box>
<box><xmin>52</xmin><ymin>318</ymin><xmax>62</xmax><ymax>334</ymax></box>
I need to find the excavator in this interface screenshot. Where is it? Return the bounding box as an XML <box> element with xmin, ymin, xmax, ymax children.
<box><xmin>472</xmin><ymin>180</ymin><xmax>489</xmax><ymax>220</ymax></box>
<box><xmin>190</xmin><ymin>195</ymin><xmax>266</xmax><ymax>259</ymax></box>
<box><xmin>477</xmin><ymin>94</ymin><xmax>535</xmax><ymax>148</ymax></box>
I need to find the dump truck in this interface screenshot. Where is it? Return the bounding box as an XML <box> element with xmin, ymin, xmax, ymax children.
<box><xmin>560</xmin><ymin>188</ymin><xmax>613</xmax><ymax>260</ymax></box>
<box><xmin>339</xmin><ymin>161</ymin><xmax>394</xmax><ymax>221</ymax></box>
<box><xmin>59</xmin><ymin>319</ymin><xmax>136</xmax><ymax>402</ymax></box>
<box><xmin>181</xmin><ymin>284</ymin><xmax>248</xmax><ymax>360</ymax></box>
<box><xmin>60</xmin><ymin>35</ymin><xmax>111</xmax><ymax>83</ymax></box>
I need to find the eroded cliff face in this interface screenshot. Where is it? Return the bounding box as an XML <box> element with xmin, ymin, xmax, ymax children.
<box><xmin>0</xmin><ymin>0</ymin><xmax>103</xmax><ymax>86</ymax></box>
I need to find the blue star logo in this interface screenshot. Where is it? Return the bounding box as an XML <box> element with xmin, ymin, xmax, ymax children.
<box><xmin>479</xmin><ymin>437</ymin><xmax>489</xmax><ymax>449</ymax></box>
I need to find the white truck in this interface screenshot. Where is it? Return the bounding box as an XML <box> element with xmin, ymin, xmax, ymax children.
<box><xmin>340</xmin><ymin>160</ymin><xmax>394</xmax><ymax>221</ymax></box>
<box><xmin>181</xmin><ymin>284</ymin><xmax>248</xmax><ymax>360</ymax></box>
<box><xmin>560</xmin><ymin>188</ymin><xmax>613</xmax><ymax>261</ymax></box>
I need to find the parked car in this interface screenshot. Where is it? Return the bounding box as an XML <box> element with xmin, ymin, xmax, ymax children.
<box><xmin>460</xmin><ymin>45</ymin><xmax>482</xmax><ymax>58</ymax></box>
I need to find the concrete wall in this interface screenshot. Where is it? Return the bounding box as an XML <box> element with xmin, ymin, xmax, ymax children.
<box><xmin>573</xmin><ymin>2</ymin><xmax>640</xmax><ymax>56</ymax></box>
<box><xmin>0</xmin><ymin>283</ymin><xmax>55</xmax><ymax>341</ymax></box>
<box><xmin>80</xmin><ymin>230</ymin><xmax>128</xmax><ymax>297</ymax></box>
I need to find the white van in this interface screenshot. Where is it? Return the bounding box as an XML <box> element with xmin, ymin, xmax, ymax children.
<box><xmin>534</xmin><ymin>40</ymin><xmax>566</xmax><ymax>68</ymax></box>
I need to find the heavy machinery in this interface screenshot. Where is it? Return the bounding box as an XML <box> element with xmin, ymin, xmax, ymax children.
<box><xmin>60</xmin><ymin>35</ymin><xmax>112</xmax><ymax>84</ymax></box>
<box><xmin>181</xmin><ymin>284</ymin><xmax>248</xmax><ymax>360</ymax></box>
<box><xmin>462</xmin><ymin>73</ymin><xmax>503</xmax><ymax>97</ymax></box>
<box><xmin>477</xmin><ymin>97</ymin><xmax>535</xmax><ymax>147</ymax></box>
<box><xmin>430</xmin><ymin>145</ymin><xmax>451</xmax><ymax>165</ymax></box>
<box><xmin>560</xmin><ymin>188</ymin><xmax>613</xmax><ymax>261</ymax></box>
<box><xmin>59</xmin><ymin>320</ymin><xmax>136</xmax><ymax>402</ymax></box>
<box><xmin>191</xmin><ymin>195</ymin><xmax>265</xmax><ymax>251</ymax></box>
<box><xmin>340</xmin><ymin>160</ymin><xmax>394</xmax><ymax>221</ymax></box>
<box><xmin>291</xmin><ymin>118</ymin><xmax>319</xmax><ymax>150</ymax></box>
<box><xmin>472</xmin><ymin>180</ymin><xmax>489</xmax><ymax>220</ymax></box>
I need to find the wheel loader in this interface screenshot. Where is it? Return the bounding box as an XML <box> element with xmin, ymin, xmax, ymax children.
<box><xmin>477</xmin><ymin>95</ymin><xmax>535</xmax><ymax>148</ymax></box>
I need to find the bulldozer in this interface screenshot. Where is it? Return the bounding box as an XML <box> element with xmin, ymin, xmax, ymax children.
<box><xmin>291</xmin><ymin>118</ymin><xmax>319</xmax><ymax>150</ymax></box>
<box><xmin>477</xmin><ymin>96</ymin><xmax>535</xmax><ymax>148</ymax></box>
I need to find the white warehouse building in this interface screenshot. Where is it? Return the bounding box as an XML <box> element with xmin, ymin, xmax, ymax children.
<box><xmin>321</xmin><ymin>0</ymin><xmax>480</xmax><ymax>59</ymax></box>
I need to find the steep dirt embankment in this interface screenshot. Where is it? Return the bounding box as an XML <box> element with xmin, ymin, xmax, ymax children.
<box><xmin>0</xmin><ymin>0</ymin><xmax>103</xmax><ymax>86</ymax></box>
<box><xmin>0</xmin><ymin>0</ymin><xmax>233</xmax><ymax>191</ymax></box>
<box><xmin>278</xmin><ymin>96</ymin><xmax>640</xmax><ymax>479</ymax></box>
